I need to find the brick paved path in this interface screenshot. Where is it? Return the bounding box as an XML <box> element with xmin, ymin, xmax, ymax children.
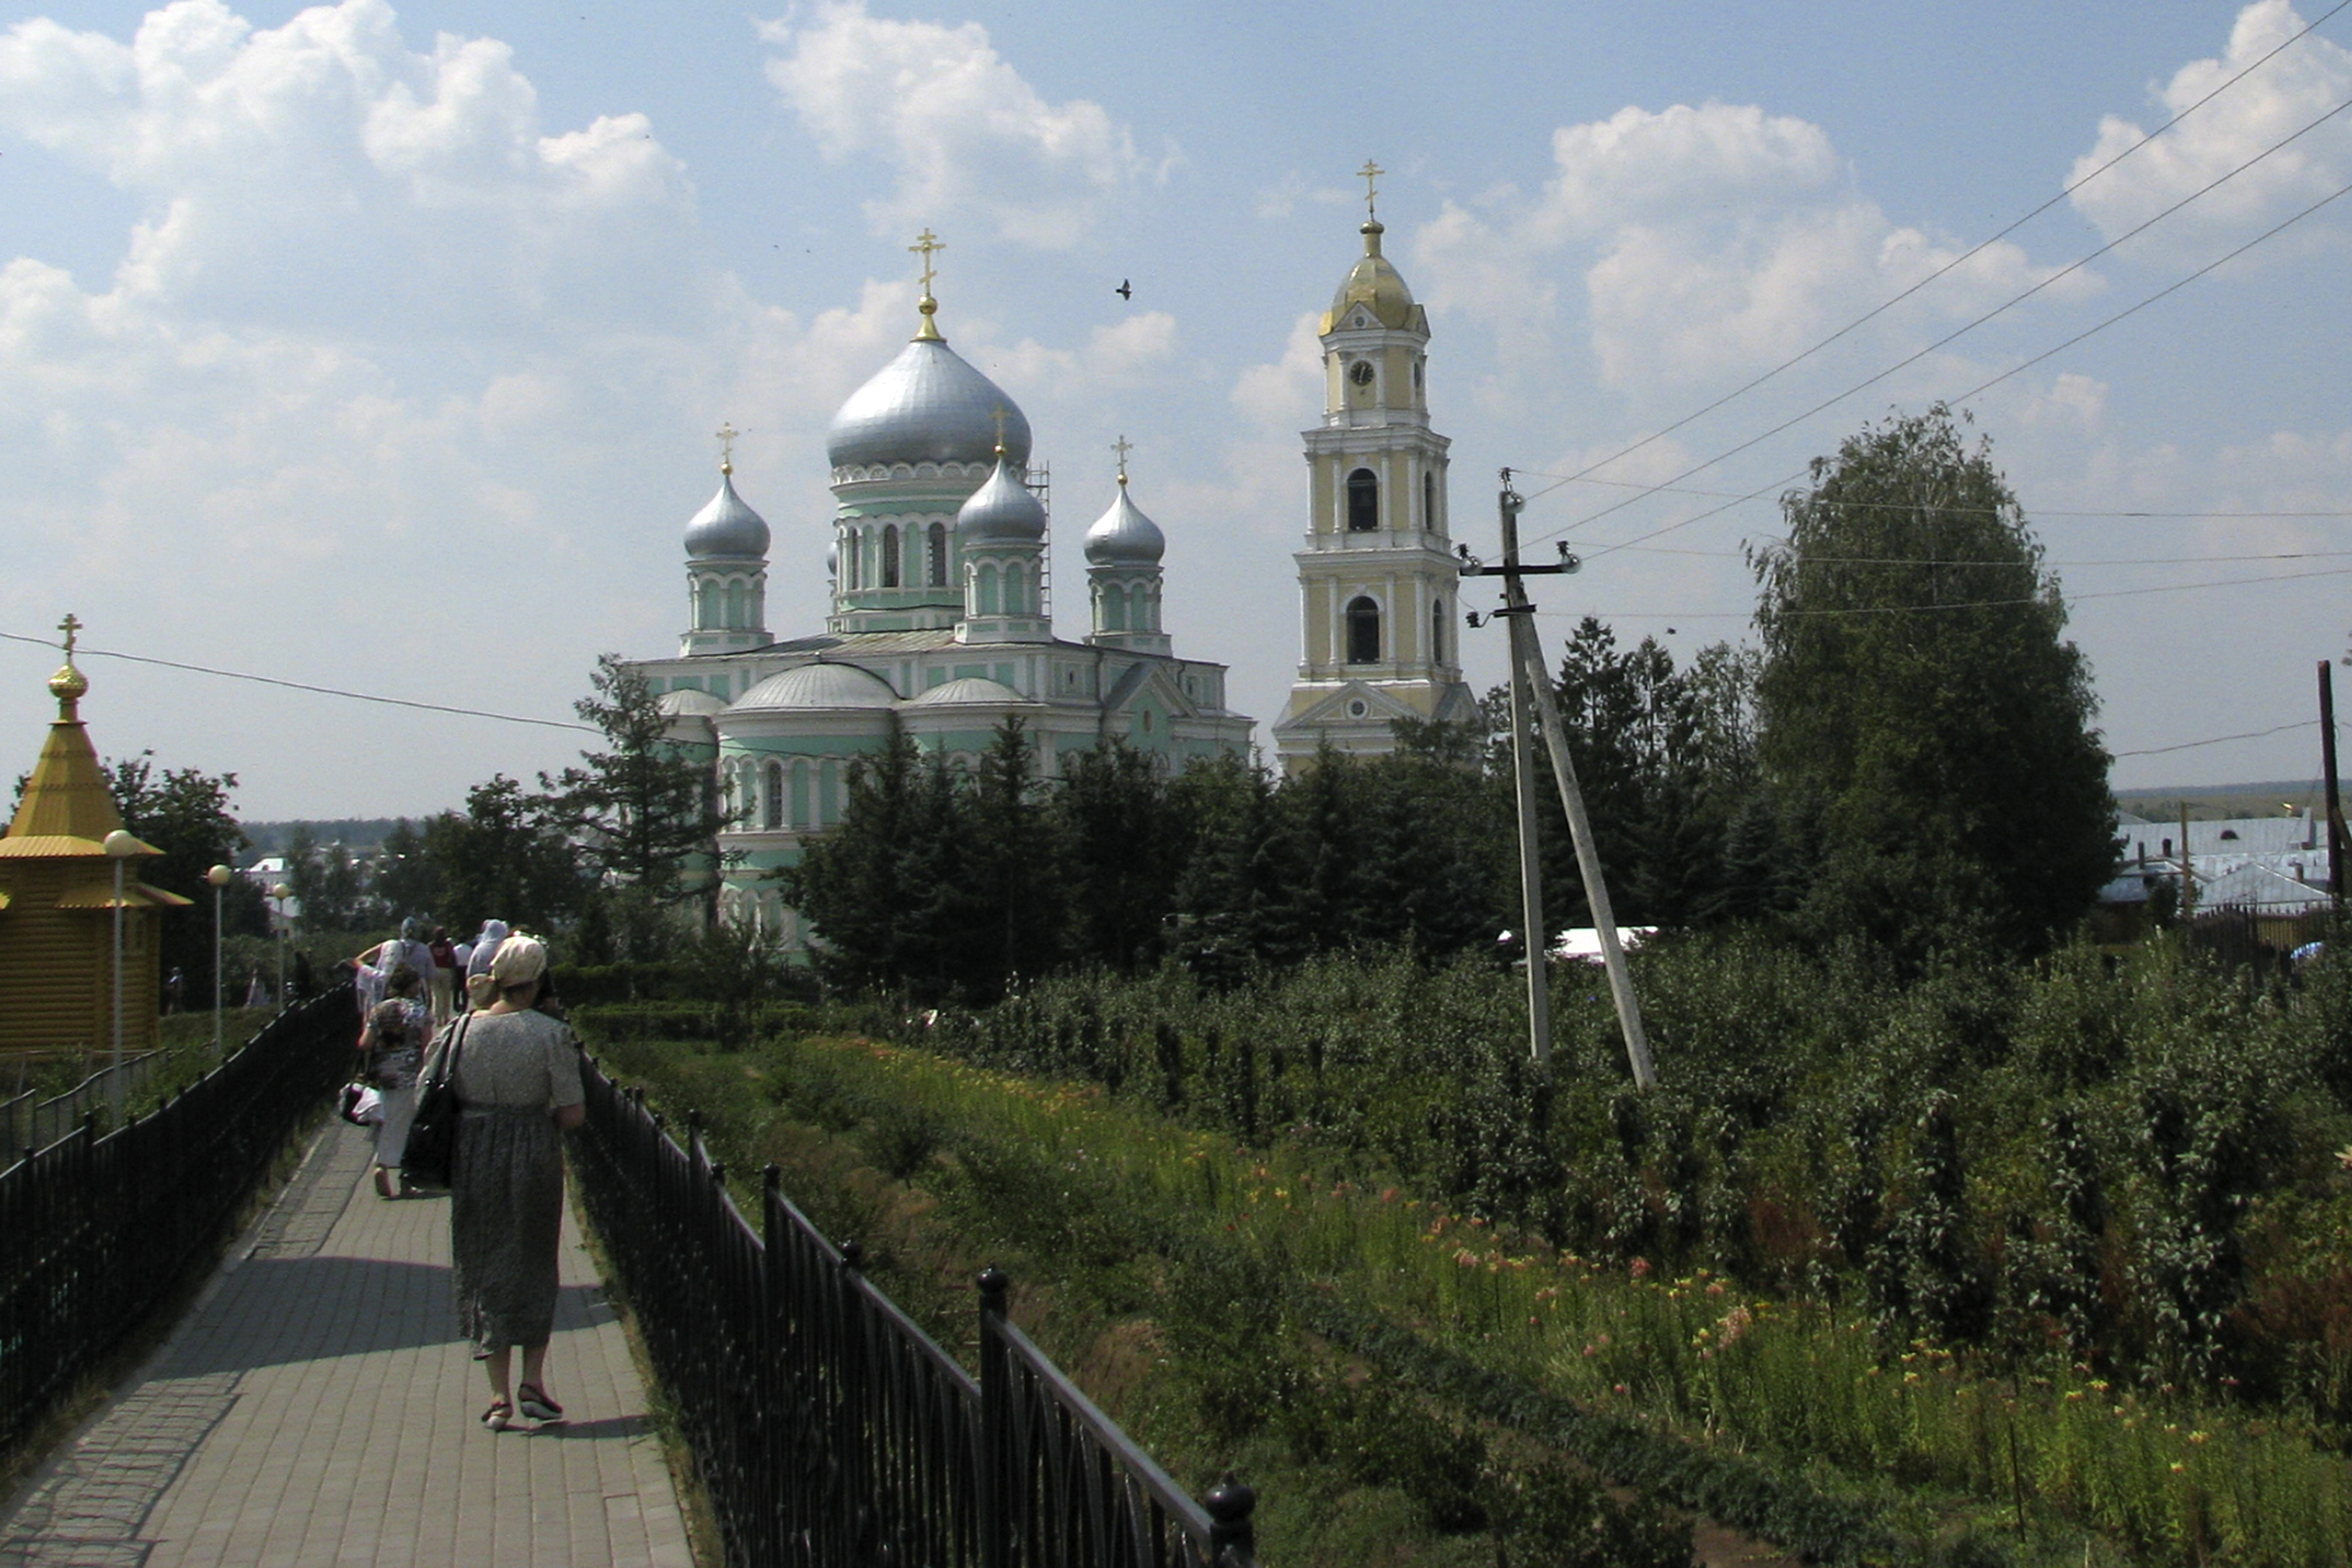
<box><xmin>0</xmin><ymin>1121</ymin><xmax>694</xmax><ymax>1567</ymax></box>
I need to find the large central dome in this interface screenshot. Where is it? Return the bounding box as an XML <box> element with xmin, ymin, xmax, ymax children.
<box><xmin>826</xmin><ymin>337</ymin><xmax>1033</xmax><ymax>471</ymax></box>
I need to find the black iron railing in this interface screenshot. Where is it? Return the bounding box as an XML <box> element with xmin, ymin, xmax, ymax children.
<box><xmin>570</xmin><ymin>1056</ymin><xmax>1258</xmax><ymax>1568</ymax></box>
<box><xmin>0</xmin><ymin>986</ymin><xmax>356</xmax><ymax>1454</ymax></box>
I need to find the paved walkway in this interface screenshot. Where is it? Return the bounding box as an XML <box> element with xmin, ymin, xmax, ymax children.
<box><xmin>0</xmin><ymin>1121</ymin><xmax>694</xmax><ymax>1567</ymax></box>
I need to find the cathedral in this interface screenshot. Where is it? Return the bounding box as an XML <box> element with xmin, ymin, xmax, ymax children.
<box><xmin>630</xmin><ymin>193</ymin><xmax>1474</xmax><ymax>947</ymax></box>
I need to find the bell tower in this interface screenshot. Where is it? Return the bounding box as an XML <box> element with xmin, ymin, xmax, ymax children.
<box><xmin>1272</xmin><ymin>164</ymin><xmax>1477</xmax><ymax>773</ymax></box>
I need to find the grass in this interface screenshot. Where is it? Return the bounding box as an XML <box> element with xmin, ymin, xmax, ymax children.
<box><xmin>578</xmin><ymin>1012</ymin><xmax>2352</xmax><ymax>1568</ymax></box>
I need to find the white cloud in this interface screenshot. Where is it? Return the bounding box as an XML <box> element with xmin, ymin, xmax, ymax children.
<box><xmin>1410</xmin><ymin>101</ymin><xmax>2096</xmax><ymax>397</ymax></box>
<box><xmin>2069</xmin><ymin>1</ymin><xmax>2352</xmax><ymax>260</ymax></box>
<box><xmin>0</xmin><ymin>0</ymin><xmax>696</xmax><ymax>335</ymax></box>
<box><xmin>758</xmin><ymin>1</ymin><xmax>1145</xmax><ymax>250</ymax></box>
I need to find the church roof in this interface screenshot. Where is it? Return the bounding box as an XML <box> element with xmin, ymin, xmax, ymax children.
<box><xmin>0</xmin><ymin>659</ymin><xmax>146</xmax><ymax>860</ymax></box>
<box><xmin>1326</xmin><ymin>220</ymin><xmax>1419</xmax><ymax>332</ymax></box>
<box><xmin>907</xmin><ymin>676</ymin><xmax>1032</xmax><ymax>706</ymax></box>
<box><xmin>1084</xmin><ymin>475</ymin><xmax>1164</xmax><ymax>567</ymax></box>
<box><xmin>684</xmin><ymin>466</ymin><xmax>770</xmax><ymax>560</ymax></box>
<box><xmin>826</xmin><ymin>336</ymin><xmax>1032</xmax><ymax>472</ymax></box>
<box><xmin>956</xmin><ymin>453</ymin><xmax>1048</xmax><ymax>545</ymax></box>
<box><xmin>736</xmin><ymin>663</ymin><xmax>900</xmax><ymax>711</ymax></box>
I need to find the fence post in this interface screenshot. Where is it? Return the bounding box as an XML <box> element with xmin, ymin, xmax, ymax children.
<box><xmin>836</xmin><ymin>1237</ymin><xmax>876</xmax><ymax>1562</ymax></box>
<box><xmin>977</xmin><ymin>1267</ymin><xmax>1012</xmax><ymax>1568</ymax></box>
<box><xmin>1204</xmin><ymin>1473</ymin><xmax>1257</xmax><ymax>1567</ymax></box>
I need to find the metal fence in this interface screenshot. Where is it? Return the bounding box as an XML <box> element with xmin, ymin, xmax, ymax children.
<box><xmin>0</xmin><ymin>988</ymin><xmax>354</xmax><ymax>1456</ymax></box>
<box><xmin>0</xmin><ymin>1051</ymin><xmax>169</xmax><ymax>1157</ymax></box>
<box><xmin>570</xmin><ymin>1057</ymin><xmax>1259</xmax><ymax>1568</ymax></box>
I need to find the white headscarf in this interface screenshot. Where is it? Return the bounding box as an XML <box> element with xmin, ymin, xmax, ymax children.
<box><xmin>467</xmin><ymin>920</ymin><xmax>510</xmax><ymax>977</ymax></box>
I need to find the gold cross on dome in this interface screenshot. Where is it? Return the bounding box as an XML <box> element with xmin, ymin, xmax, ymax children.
<box><xmin>1111</xmin><ymin>435</ymin><xmax>1133</xmax><ymax>483</ymax></box>
<box><xmin>909</xmin><ymin>228</ymin><xmax>945</xmax><ymax>294</ymax></box>
<box><xmin>715</xmin><ymin>422</ymin><xmax>739</xmax><ymax>472</ymax></box>
<box><xmin>990</xmin><ymin>404</ymin><xmax>1011</xmax><ymax>455</ymax></box>
<box><xmin>1358</xmin><ymin>159</ymin><xmax>1383</xmax><ymax>219</ymax></box>
<box><xmin>56</xmin><ymin>612</ymin><xmax>80</xmax><ymax>661</ymax></box>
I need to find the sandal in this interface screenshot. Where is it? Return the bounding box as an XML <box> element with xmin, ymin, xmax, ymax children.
<box><xmin>481</xmin><ymin>1399</ymin><xmax>512</xmax><ymax>1432</ymax></box>
<box><xmin>517</xmin><ymin>1383</ymin><xmax>565</xmax><ymax>1425</ymax></box>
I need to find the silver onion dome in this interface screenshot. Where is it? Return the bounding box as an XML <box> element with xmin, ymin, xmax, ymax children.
<box><xmin>684</xmin><ymin>468</ymin><xmax>770</xmax><ymax>560</ymax></box>
<box><xmin>955</xmin><ymin>454</ymin><xmax>1047</xmax><ymax>545</ymax></box>
<box><xmin>1083</xmin><ymin>476</ymin><xmax>1164</xmax><ymax>566</ymax></box>
<box><xmin>826</xmin><ymin>338</ymin><xmax>1033</xmax><ymax>471</ymax></box>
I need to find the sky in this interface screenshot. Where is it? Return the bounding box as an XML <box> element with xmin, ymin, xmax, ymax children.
<box><xmin>2</xmin><ymin>0</ymin><xmax>2350</xmax><ymax>821</ymax></box>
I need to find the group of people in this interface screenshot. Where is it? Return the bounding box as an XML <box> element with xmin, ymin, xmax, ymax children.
<box><xmin>350</xmin><ymin>919</ymin><xmax>585</xmax><ymax>1433</ymax></box>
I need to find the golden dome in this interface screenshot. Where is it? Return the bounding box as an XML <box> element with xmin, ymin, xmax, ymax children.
<box><xmin>1327</xmin><ymin>220</ymin><xmax>1417</xmax><ymax>331</ymax></box>
<box><xmin>48</xmin><ymin>662</ymin><xmax>86</xmax><ymax>715</ymax></box>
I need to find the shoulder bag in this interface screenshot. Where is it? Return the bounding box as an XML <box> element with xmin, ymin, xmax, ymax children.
<box><xmin>402</xmin><ymin>1015</ymin><xmax>471</xmax><ymax>1191</ymax></box>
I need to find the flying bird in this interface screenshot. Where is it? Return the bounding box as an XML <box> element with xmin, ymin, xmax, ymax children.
<box><xmin>1115</xmin><ymin>279</ymin><xmax>1133</xmax><ymax>301</ymax></box>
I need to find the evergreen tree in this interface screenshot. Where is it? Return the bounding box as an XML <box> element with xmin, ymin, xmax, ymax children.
<box><xmin>782</xmin><ymin>726</ymin><xmax>929</xmax><ymax>994</ymax></box>
<box><xmin>1056</xmin><ymin>739</ymin><xmax>1183</xmax><ymax>971</ymax></box>
<box><xmin>543</xmin><ymin>653</ymin><xmax>728</xmax><ymax>956</ymax></box>
<box><xmin>1753</xmin><ymin>406</ymin><xmax>2114</xmax><ymax>961</ymax></box>
<box><xmin>959</xmin><ymin>718</ymin><xmax>1066</xmax><ymax>994</ymax></box>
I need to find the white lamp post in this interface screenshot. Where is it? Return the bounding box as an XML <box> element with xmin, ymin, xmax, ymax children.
<box><xmin>103</xmin><ymin>829</ymin><xmax>139</xmax><ymax>1125</ymax></box>
<box><xmin>207</xmin><ymin>864</ymin><xmax>232</xmax><ymax>1060</ymax></box>
<box><xmin>271</xmin><ymin>882</ymin><xmax>293</xmax><ymax>1010</ymax></box>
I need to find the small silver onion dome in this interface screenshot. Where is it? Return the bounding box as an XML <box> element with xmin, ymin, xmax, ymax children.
<box><xmin>826</xmin><ymin>339</ymin><xmax>1032</xmax><ymax>471</ymax></box>
<box><xmin>684</xmin><ymin>468</ymin><xmax>770</xmax><ymax>560</ymax></box>
<box><xmin>955</xmin><ymin>454</ymin><xmax>1047</xmax><ymax>545</ymax></box>
<box><xmin>1083</xmin><ymin>476</ymin><xmax>1164</xmax><ymax>566</ymax></box>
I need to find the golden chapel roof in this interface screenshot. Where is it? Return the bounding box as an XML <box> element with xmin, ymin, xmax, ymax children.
<box><xmin>0</xmin><ymin>639</ymin><xmax>169</xmax><ymax>878</ymax></box>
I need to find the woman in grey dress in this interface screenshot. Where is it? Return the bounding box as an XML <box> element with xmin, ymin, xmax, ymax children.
<box><xmin>420</xmin><ymin>933</ymin><xmax>584</xmax><ymax>1431</ymax></box>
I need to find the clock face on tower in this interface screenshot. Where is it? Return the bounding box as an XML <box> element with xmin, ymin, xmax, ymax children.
<box><xmin>1348</xmin><ymin>360</ymin><xmax>1375</xmax><ymax>388</ymax></box>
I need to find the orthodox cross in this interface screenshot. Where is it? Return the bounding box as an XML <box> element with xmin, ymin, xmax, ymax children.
<box><xmin>990</xmin><ymin>404</ymin><xmax>1011</xmax><ymax>455</ymax></box>
<box><xmin>1358</xmin><ymin>159</ymin><xmax>1383</xmax><ymax>220</ymax></box>
<box><xmin>57</xmin><ymin>612</ymin><xmax>80</xmax><ymax>661</ymax></box>
<box><xmin>716</xmin><ymin>422</ymin><xmax>739</xmax><ymax>473</ymax></box>
<box><xmin>909</xmin><ymin>228</ymin><xmax>945</xmax><ymax>294</ymax></box>
<box><xmin>1111</xmin><ymin>435</ymin><xmax>1133</xmax><ymax>483</ymax></box>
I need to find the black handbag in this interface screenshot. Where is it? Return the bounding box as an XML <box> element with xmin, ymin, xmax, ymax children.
<box><xmin>402</xmin><ymin>1016</ymin><xmax>470</xmax><ymax>1191</ymax></box>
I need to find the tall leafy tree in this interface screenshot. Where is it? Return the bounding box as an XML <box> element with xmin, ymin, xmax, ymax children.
<box><xmin>104</xmin><ymin>753</ymin><xmax>270</xmax><ymax>1006</ymax></box>
<box><xmin>423</xmin><ymin>775</ymin><xmax>587</xmax><ymax>936</ymax></box>
<box><xmin>1753</xmin><ymin>406</ymin><xmax>2113</xmax><ymax>961</ymax></box>
<box><xmin>282</xmin><ymin>821</ymin><xmax>366</xmax><ymax>931</ymax></box>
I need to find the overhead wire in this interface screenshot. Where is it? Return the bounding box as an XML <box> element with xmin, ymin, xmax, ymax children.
<box><xmin>1507</xmin><ymin>0</ymin><xmax>2352</xmax><ymax>511</ymax></box>
<box><xmin>0</xmin><ymin>630</ymin><xmax>598</xmax><ymax>734</ymax></box>
<box><xmin>1524</xmin><ymin>90</ymin><xmax>2352</xmax><ymax>558</ymax></box>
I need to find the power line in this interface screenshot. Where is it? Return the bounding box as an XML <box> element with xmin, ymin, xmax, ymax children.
<box><xmin>1532</xmin><ymin>561</ymin><xmax>2352</xmax><ymax>623</ymax></box>
<box><xmin>1510</xmin><ymin>0</ymin><xmax>2352</xmax><ymax>509</ymax></box>
<box><xmin>2114</xmin><ymin>720</ymin><xmax>2316</xmax><ymax>759</ymax></box>
<box><xmin>0</xmin><ymin>631</ymin><xmax>597</xmax><ymax>734</ymax></box>
<box><xmin>1623</xmin><ymin>544</ymin><xmax>2352</xmax><ymax>568</ymax></box>
<box><xmin>1510</xmin><ymin>468</ymin><xmax>2352</xmax><ymax>521</ymax></box>
<box><xmin>1564</xmin><ymin>163</ymin><xmax>2352</xmax><ymax>564</ymax></box>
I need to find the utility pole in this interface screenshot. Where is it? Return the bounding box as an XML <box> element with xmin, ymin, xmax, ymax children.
<box><xmin>1496</xmin><ymin>482</ymin><xmax>1553</xmax><ymax>1065</ymax></box>
<box><xmin>1468</xmin><ymin>473</ymin><xmax>1656</xmax><ymax>1089</ymax></box>
<box><xmin>2321</xmin><ymin>661</ymin><xmax>2347</xmax><ymax>905</ymax></box>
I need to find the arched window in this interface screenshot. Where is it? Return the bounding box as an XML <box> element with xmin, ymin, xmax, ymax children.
<box><xmin>882</xmin><ymin>524</ymin><xmax>902</xmax><ymax>588</ymax></box>
<box><xmin>820</xmin><ymin>759</ymin><xmax>840</xmax><ymax>825</ymax></box>
<box><xmin>697</xmin><ymin>579</ymin><xmax>719</xmax><ymax>628</ymax></box>
<box><xmin>978</xmin><ymin>564</ymin><xmax>1000</xmax><ymax>615</ymax></box>
<box><xmin>791</xmin><ymin>760</ymin><xmax>811</xmax><ymax>828</ymax></box>
<box><xmin>1004</xmin><ymin>563</ymin><xmax>1024</xmax><ymax>614</ymax></box>
<box><xmin>1423</xmin><ymin>471</ymin><xmax>1437</xmax><ymax>532</ymax></box>
<box><xmin>1346</xmin><ymin>468</ymin><xmax>1379</xmax><ymax>532</ymax></box>
<box><xmin>763</xmin><ymin>761</ymin><xmax>784</xmax><ymax>830</ymax></box>
<box><xmin>1431</xmin><ymin>597</ymin><xmax>1445</xmax><ymax>665</ymax></box>
<box><xmin>1346</xmin><ymin>596</ymin><xmax>1381</xmax><ymax>664</ymax></box>
<box><xmin>724</xmin><ymin>580</ymin><xmax>745</xmax><ymax>628</ymax></box>
<box><xmin>842</xmin><ymin>530</ymin><xmax>860</xmax><ymax>591</ymax></box>
<box><xmin>927</xmin><ymin>522</ymin><xmax>949</xmax><ymax>586</ymax></box>
<box><xmin>1101</xmin><ymin>584</ymin><xmax>1126</xmax><ymax>631</ymax></box>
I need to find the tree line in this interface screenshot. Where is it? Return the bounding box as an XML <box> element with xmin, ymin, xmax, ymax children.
<box><xmin>789</xmin><ymin>407</ymin><xmax>2118</xmax><ymax>1000</ymax></box>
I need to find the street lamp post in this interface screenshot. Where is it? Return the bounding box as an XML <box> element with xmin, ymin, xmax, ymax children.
<box><xmin>207</xmin><ymin>864</ymin><xmax>232</xmax><ymax>1060</ymax></box>
<box><xmin>103</xmin><ymin>830</ymin><xmax>139</xmax><ymax>1125</ymax></box>
<box><xmin>271</xmin><ymin>883</ymin><xmax>293</xmax><ymax>1010</ymax></box>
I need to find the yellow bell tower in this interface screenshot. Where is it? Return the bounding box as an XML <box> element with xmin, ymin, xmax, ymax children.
<box><xmin>1273</xmin><ymin>163</ymin><xmax>1478</xmax><ymax>773</ymax></box>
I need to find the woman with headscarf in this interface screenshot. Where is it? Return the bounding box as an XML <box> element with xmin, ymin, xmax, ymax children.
<box><xmin>418</xmin><ymin>933</ymin><xmax>584</xmax><ymax>1431</ymax></box>
<box><xmin>356</xmin><ymin>965</ymin><xmax>430</xmax><ymax>1199</ymax></box>
<box><xmin>465</xmin><ymin>919</ymin><xmax>510</xmax><ymax>1011</ymax></box>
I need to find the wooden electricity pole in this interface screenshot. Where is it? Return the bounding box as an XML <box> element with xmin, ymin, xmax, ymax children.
<box><xmin>2321</xmin><ymin>661</ymin><xmax>2347</xmax><ymax>905</ymax></box>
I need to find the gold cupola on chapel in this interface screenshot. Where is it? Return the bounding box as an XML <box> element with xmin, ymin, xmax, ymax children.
<box><xmin>0</xmin><ymin>619</ymin><xmax>187</xmax><ymax>1055</ymax></box>
<box><xmin>1272</xmin><ymin>163</ymin><xmax>1478</xmax><ymax>772</ymax></box>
